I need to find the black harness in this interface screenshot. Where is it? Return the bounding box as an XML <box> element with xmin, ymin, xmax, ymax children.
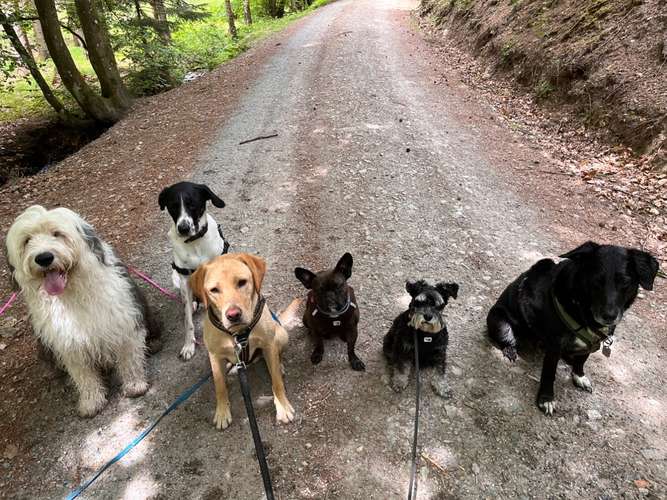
<box><xmin>171</xmin><ymin>224</ymin><xmax>230</xmax><ymax>276</ymax></box>
<box><xmin>207</xmin><ymin>295</ymin><xmax>266</xmax><ymax>364</ymax></box>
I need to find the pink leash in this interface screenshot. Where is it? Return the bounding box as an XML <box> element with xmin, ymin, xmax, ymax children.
<box><xmin>127</xmin><ymin>266</ymin><xmax>182</xmax><ymax>303</ymax></box>
<box><xmin>0</xmin><ymin>292</ymin><xmax>18</xmax><ymax>317</ymax></box>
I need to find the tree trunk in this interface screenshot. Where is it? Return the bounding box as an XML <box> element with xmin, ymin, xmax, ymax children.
<box><xmin>74</xmin><ymin>0</ymin><xmax>131</xmax><ymax>111</ymax></box>
<box><xmin>27</xmin><ymin>0</ymin><xmax>49</xmax><ymax>60</ymax></box>
<box><xmin>149</xmin><ymin>0</ymin><xmax>171</xmax><ymax>43</ymax></box>
<box><xmin>224</xmin><ymin>0</ymin><xmax>237</xmax><ymax>38</ymax></box>
<box><xmin>0</xmin><ymin>9</ymin><xmax>66</xmax><ymax>115</ymax></box>
<box><xmin>33</xmin><ymin>0</ymin><xmax>121</xmax><ymax>123</ymax></box>
<box><xmin>243</xmin><ymin>0</ymin><xmax>252</xmax><ymax>25</ymax></box>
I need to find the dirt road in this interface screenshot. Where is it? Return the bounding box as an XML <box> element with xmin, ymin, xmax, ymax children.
<box><xmin>4</xmin><ymin>0</ymin><xmax>666</xmax><ymax>498</ymax></box>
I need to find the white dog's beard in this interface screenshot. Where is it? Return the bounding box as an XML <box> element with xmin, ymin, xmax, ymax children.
<box><xmin>408</xmin><ymin>313</ymin><xmax>444</xmax><ymax>333</ymax></box>
<box><xmin>43</xmin><ymin>270</ymin><xmax>68</xmax><ymax>296</ymax></box>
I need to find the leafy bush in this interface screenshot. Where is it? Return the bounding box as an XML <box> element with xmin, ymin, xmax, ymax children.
<box><xmin>172</xmin><ymin>19</ymin><xmax>246</xmax><ymax>70</ymax></box>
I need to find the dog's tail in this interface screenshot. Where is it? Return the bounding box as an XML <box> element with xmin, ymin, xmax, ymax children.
<box><xmin>486</xmin><ymin>305</ymin><xmax>518</xmax><ymax>362</ymax></box>
<box><xmin>277</xmin><ymin>298</ymin><xmax>303</xmax><ymax>330</ymax></box>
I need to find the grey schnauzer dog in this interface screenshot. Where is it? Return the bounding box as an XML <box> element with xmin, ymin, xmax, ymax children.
<box><xmin>383</xmin><ymin>279</ymin><xmax>459</xmax><ymax>397</ymax></box>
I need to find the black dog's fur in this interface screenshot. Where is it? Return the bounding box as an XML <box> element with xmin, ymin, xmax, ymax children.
<box><xmin>383</xmin><ymin>279</ymin><xmax>459</xmax><ymax>396</ymax></box>
<box><xmin>295</xmin><ymin>253</ymin><xmax>365</xmax><ymax>371</ymax></box>
<box><xmin>487</xmin><ymin>241</ymin><xmax>659</xmax><ymax>414</ymax></box>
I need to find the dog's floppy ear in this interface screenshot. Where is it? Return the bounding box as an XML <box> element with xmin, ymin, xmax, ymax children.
<box><xmin>629</xmin><ymin>249</ymin><xmax>659</xmax><ymax>291</ymax></box>
<box><xmin>294</xmin><ymin>267</ymin><xmax>316</xmax><ymax>289</ymax></box>
<box><xmin>158</xmin><ymin>186</ymin><xmax>171</xmax><ymax>211</ymax></box>
<box><xmin>560</xmin><ymin>241</ymin><xmax>600</xmax><ymax>260</ymax></box>
<box><xmin>334</xmin><ymin>252</ymin><xmax>353</xmax><ymax>279</ymax></box>
<box><xmin>197</xmin><ymin>184</ymin><xmax>226</xmax><ymax>209</ymax></box>
<box><xmin>237</xmin><ymin>253</ymin><xmax>266</xmax><ymax>293</ymax></box>
<box><xmin>190</xmin><ymin>263</ymin><xmax>209</xmax><ymax>308</ymax></box>
<box><xmin>77</xmin><ymin>222</ymin><xmax>107</xmax><ymax>265</ymax></box>
<box><xmin>405</xmin><ymin>279</ymin><xmax>427</xmax><ymax>298</ymax></box>
<box><xmin>435</xmin><ymin>282</ymin><xmax>459</xmax><ymax>302</ymax></box>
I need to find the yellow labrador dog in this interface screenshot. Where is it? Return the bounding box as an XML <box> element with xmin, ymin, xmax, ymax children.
<box><xmin>190</xmin><ymin>253</ymin><xmax>298</xmax><ymax>430</ymax></box>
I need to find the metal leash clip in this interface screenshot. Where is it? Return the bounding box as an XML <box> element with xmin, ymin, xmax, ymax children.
<box><xmin>234</xmin><ymin>339</ymin><xmax>247</xmax><ymax>368</ymax></box>
<box><xmin>602</xmin><ymin>335</ymin><xmax>614</xmax><ymax>358</ymax></box>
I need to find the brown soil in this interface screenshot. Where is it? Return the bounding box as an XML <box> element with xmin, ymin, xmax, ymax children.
<box><xmin>420</xmin><ymin>0</ymin><xmax>667</xmax><ymax>166</ymax></box>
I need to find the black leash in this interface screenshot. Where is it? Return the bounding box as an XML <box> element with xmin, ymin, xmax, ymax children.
<box><xmin>237</xmin><ymin>364</ymin><xmax>275</xmax><ymax>500</ymax></box>
<box><xmin>408</xmin><ymin>329</ymin><xmax>421</xmax><ymax>500</ymax></box>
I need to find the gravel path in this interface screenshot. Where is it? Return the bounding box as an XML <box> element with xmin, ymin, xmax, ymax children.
<box><xmin>6</xmin><ymin>0</ymin><xmax>666</xmax><ymax>498</ymax></box>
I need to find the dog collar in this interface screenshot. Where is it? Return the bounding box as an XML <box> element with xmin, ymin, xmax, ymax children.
<box><xmin>208</xmin><ymin>295</ymin><xmax>266</xmax><ymax>365</ymax></box>
<box><xmin>310</xmin><ymin>291</ymin><xmax>357</xmax><ymax>320</ymax></box>
<box><xmin>184</xmin><ymin>224</ymin><xmax>209</xmax><ymax>243</ymax></box>
<box><xmin>172</xmin><ymin>225</ymin><xmax>231</xmax><ymax>276</ymax></box>
<box><xmin>552</xmin><ymin>293</ymin><xmax>611</xmax><ymax>350</ymax></box>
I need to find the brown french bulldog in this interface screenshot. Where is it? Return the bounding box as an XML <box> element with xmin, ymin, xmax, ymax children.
<box><xmin>294</xmin><ymin>253</ymin><xmax>365</xmax><ymax>371</ymax></box>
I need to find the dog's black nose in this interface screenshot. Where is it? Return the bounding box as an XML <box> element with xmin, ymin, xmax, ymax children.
<box><xmin>600</xmin><ymin>311</ymin><xmax>617</xmax><ymax>324</ymax></box>
<box><xmin>35</xmin><ymin>252</ymin><xmax>54</xmax><ymax>268</ymax></box>
<box><xmin>226</xmin><ymin>307</ymin><xmax>242</xmax><ymax>323</ymax></box>
<box><xmin>177</xmin><ymin>222</ymin><xmax>190</xmax><ymax>235</ymax></box>
<box><xmin>423</xmin><ymin>313</ymin><xmax>433</xmax><ymax>322</ymax></box>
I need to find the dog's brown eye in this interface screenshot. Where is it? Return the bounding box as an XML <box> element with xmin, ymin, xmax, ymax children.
<box><xmin>23</xmin><ymin>237</ymin><xmax>31</xmax><ymax>247</ymax></box>
<box><xmin>209</xmin><ymin>287</ymin><xmax>219</xmax><ymax>294</ymax></box>
<box><xmin>53</xmin><ymin>231</ymin><xmax>62</xmax><ymax>238</ymax></box>
<box><xmin>237</xmin><ymin>279</ymin><xmax>247</xmax><ymax>288</ymax></box>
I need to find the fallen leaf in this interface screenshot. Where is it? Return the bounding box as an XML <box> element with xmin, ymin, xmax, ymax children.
<box><xmin>634</xmin><ymin>479</ymin><xmax>650</xmax><ymax>489</ymax></box>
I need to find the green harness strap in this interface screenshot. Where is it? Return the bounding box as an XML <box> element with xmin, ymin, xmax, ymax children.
<box><xmin>552</xmin><ymin>294</ymin><xmax>611</xmax><ymax>350</ymax></box>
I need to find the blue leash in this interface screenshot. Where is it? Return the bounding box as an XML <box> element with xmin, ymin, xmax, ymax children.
<box><xmin>66</xmin><ymin>372</ymin><xmax>211</xmax><ymax>500</ymax></box>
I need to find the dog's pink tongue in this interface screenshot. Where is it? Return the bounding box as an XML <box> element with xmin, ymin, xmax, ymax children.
<box><xmin>44</xmin><ymin>271</ymin><xmax>66</xmax><ymax>296</ymax></box>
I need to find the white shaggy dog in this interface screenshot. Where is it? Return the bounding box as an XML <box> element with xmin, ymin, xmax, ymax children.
<box><xmin>5</xmin><ymin>205</ymin><xmax>158</xmax><ymax>417</ymax></box>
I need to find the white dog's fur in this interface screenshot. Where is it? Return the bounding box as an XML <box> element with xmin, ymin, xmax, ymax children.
<box><xmin>169</xmin><ymin>212</ymin><xmax>227</xmax><ymax>360</ymax></box>
<box><xmin>6</xmin><ymin>205</ymin><xmax>151</xmax><ymax>417</ymax></box>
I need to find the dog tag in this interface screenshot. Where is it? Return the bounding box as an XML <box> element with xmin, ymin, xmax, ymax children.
<box><xmin>423</xmin><ymin>337</ymin><xmax>432</xmax><ymax>343</ymax></box>
<box><xmin>333</xmin><ymin>320</ymin><xmax>341</xmax><ymax>327</ymax></box>
<box><xmin>602</xmin><ymin>344</ymin><xmax>612</xmax><ymax>358</ymax></box>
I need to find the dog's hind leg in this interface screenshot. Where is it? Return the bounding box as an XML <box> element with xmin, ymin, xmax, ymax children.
<box><xmin>486</xmin><ymin>305</ymin><xmax>518</xmax><ymax>362</ymax></box>
<box><xmin>179</xmin><ymin>282</ymin><xmax>197</xmax><ymax>361</ymax></box>
<box><xmin>64</xmin><ymin>358</ymin><xmax>108</xmax><ymax>417</ymax></box>
<box><xmin>118</xmin><ymin>331</ymin><xmax>149</xmax><ymax>398</ymax></box>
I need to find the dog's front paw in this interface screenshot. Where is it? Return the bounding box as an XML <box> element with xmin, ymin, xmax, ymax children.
<box><xmin>179</xmin><ymin>342</ymin><xmax>196</xmax><ymax>361</ymax></box>
<box><xmin>275</xmin><ymin>398</ymin><xmax>295</xmax><ymax>424</ymax></box>
<box><xmin>537</xmin><ymin>394</ymin><xmax>555</xmax><ymax>416</ymax></box>
<box><xmin>572</xmin><ymin>373</ymin><xmax>593</xmax><ymax>393</ymax></box>
<box><xmin>391</xmin><ymin>372</ymin><xmax>409</xmax><ymax>393</ymax></box>
<box><xmin>310</xmin><ymin>347</ymin><xmax>323</xmax><ymax>365</ymax></box>
<box><xmin>349</xmin><ymin>356</ymin><xmax>366</xmax><ymax>372</ymax></box>
<box><xmin>502</xmin><ymin>346</ymin><xmax>518</xmax><ymax>362</ymax></box>
<box><xmin>78</xmin><ymin>392</ymin><xmax>108</xmax><ymax>418</ymax></box>
<box><xmin>213</xmin><ymin>407</ymin><xmax>232</xmax><ymax>430</ymax></box>
<box><xmin>124</xmin><ymin>380</ymin><xmax>149</xmax><ymax>398</ymax></box>
<box><xmin>431</xmin><ymin>378</ymin><xmax>452</xmax><ymax>399</ymax></box>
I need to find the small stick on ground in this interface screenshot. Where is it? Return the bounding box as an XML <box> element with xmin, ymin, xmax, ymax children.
<box><xmin>239</xmin><ymin>133</ymin><xmax>278</xmax><ymax>145</ymax></box>
<box><xmin>421</xmin><ymin>452</ymin><xmax>448</xmax><ymax>476</ymax></box>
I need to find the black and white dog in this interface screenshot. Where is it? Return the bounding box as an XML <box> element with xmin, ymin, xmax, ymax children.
<box><xmin>487</xmin><ymin>241</ymin><xmax>659</xmax><ymax>415</ymax></box>
<box><xmin>383</xmin><ymin>279</ymin><xmax>459</xmax><ymax>397</ymax></box>
<box><xmin>158</xmin><ymin>182</ymin><xmax>229</xmax><ymax>360</ymax></box>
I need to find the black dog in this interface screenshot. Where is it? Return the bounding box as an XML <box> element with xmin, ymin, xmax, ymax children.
<box><xmin>294</xmin><ymin>253</ymin><xmax>365</xmax><ymax>371</ymax></box>
<box><xmin>383</xmin><ymin>279</ymin><xmax>459</xmax><ymax>396</ymax></box>
<box><xmin>487</xmin><ymin>241</ymin><xmax>659</xmax><ymax>415</ymax></box>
